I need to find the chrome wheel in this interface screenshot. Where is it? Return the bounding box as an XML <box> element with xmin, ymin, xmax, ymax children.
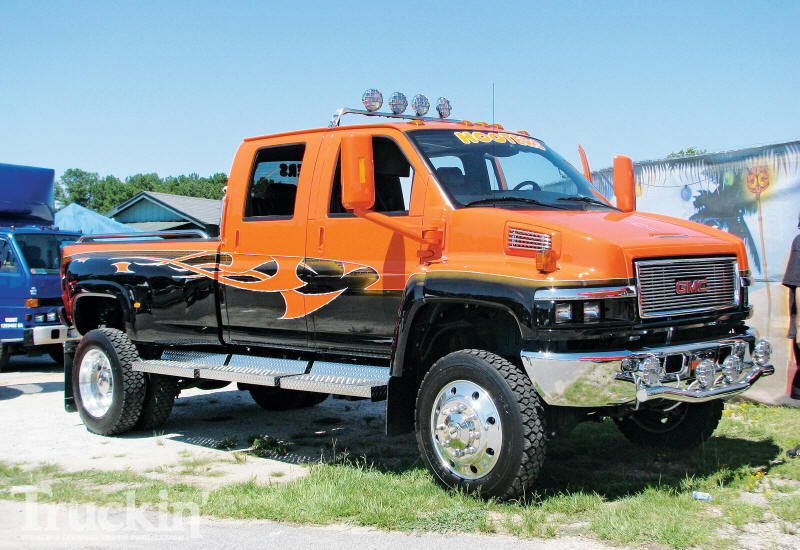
<box><xmin>78</xmin><ymin>347</ymin><xmax>114</xmax><ymax>418</ymax></box>
<box><xmin>430</xmin><ymin>379</ymin><xmax>502</xmax><ymax>479</ymax></box>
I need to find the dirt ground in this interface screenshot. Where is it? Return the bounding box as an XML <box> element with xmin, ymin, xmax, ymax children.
<box><xmin>0</xmin><ymin>355</ymin><xmax>417</xmax><ymax>489</ymax></box>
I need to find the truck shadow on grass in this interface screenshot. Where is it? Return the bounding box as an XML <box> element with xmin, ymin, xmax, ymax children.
<box><xmin>136</xmin><ymin>387</ymin><xmax>782</xmax><ymax>502</ymax></box>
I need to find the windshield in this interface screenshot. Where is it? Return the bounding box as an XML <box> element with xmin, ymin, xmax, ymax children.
<box><xmin>15</xmin><ymin>233</ymin><xmax>80</xmax><ymax>273</ymax></box>
<box><xmin>409</xmin><ymin>129</ymin><xmax>613</xmax><ymax>210</ymax></box>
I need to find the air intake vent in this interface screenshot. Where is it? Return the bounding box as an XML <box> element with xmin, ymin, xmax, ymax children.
<box><xmin>507</xmin><ymin>227</ymin><xmax>551</xmax><ymax>251</ymax></box>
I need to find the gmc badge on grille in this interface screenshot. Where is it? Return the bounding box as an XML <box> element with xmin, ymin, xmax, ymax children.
<box><xmin>675</xmin><ymin>279</ymin><xmax>709</xmax><ymax>294</ymax></box>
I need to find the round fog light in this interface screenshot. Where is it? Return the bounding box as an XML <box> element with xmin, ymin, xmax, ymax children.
<box><xmin>753</xmin><ymin>339</ymin><xmax>772</xmax><ymax>366</ymax></box>
<box><xmin>362</xmin><ymin>89</ymin><xmax>383</xmax><ymax>112</ymax></box>
<box><xmin>620</xmin><ymin>357</ymin><xmax>637</xmax><ymax>372</ymax></box>
<box><xmin>695</xmin><ymin>359</ymin><xmax>717</xmax><ymax>389</ymax></box>
<box><xmin>722</xmin><ymin>355</ymin><xmax>743</xmax><ymax>383</ymax></box>
<box><xmin>638</xmin><ymin>355</ymin><xmax>663</xmax><ymax>386</ymax></box>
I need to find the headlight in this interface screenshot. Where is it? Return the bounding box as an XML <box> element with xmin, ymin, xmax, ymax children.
<box><xmin>46</xmin><ymin>312</ymin><xmax>57</xmax><ymax>322</ymax></box>
<box><xmin>753</xmin><ymin>339</ymin><xmax>772</xmax><ymax>366</ymax></box>
<box><xmin>34</xmin><ymin>314</ymin><xmax>45</xmax><ymax>323</ymax></box>
<box><xmin>583</xmin><ymin>302</ymin><xmax>600</xmax><ymax>323</ymax></box>
<box><xmin>554</xmin><ymin>303</ymin><xmax>572</xmax><ymax>323</ymax></box>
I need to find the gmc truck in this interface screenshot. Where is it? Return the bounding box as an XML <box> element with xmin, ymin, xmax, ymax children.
<box><xmin>1</xmin><ymin>163</ymin><xmax>80</xmax><ymax>369</ymax></box>
<box><xmin>60</xmin><ymin>91</ymin><xmax>774</xmax><ymax>499</ymax></box>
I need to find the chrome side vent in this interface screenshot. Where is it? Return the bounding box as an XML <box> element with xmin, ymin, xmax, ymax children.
<box><xmin>508</xmin><ymin>227</ymin><xmax>551</xmax><ymax>251</ymax></box>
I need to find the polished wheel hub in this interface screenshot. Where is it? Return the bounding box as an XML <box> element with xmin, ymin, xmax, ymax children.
<box><xmin>430</xmin><ymin>380</ymin><xmax>502</xmax><ymax>479</ymax></box>
<box><xmin>78</xmin><ymin>348</ymin><xmax>114</xmax><ymax>418</ymax></box>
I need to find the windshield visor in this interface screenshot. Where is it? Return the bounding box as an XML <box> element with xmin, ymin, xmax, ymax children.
<box><xmin>15</xmin><ymin>234</ymin><xmax>79</xmax><ymax>274</ymax></box>
<box><xmin>409</xmin><ymin>129</ymin><xmax>610</xmax><ymax>210</ymax></box>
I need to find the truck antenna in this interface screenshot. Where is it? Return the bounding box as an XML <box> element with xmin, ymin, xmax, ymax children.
<box><xmin>492</xmin><ymin>82</ymin><xmax>495</xmax><ymax>125</ymax></box>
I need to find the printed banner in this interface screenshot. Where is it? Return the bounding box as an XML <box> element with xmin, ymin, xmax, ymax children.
<box><xmin>593</xmin><ymin>141</ymin><xmax>800</xmax><ymax>401</ymax></box>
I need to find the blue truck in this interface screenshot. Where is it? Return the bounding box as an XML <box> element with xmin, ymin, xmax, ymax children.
<box><xmin>0</xmin><ymin>163</ymin><xmax>80</xmax><ymax>369</ymax></box>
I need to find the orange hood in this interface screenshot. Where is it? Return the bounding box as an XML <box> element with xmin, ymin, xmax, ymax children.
<box><xmin>444</xmin><ymin>208</ymin><xmax>748</xmax><ymax>282</ymax></box>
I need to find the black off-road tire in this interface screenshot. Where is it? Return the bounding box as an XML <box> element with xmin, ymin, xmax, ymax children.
<box><xmin>135</xmin><ymin>374</ymin><xmax>179</xmax><ymax>430</ymax></box>
<box><xmin>0</xmin><ymin>344</ymin><xmax>9</xmax><ymax>371</ymax></box>
<box><xmin>415</xmin><ymin>349</ymin><xmax>547</xmax><ymax>500</ymax></box>
<box><xmin>72</xmin><ymin>328</ymin><xmax>145</xmax><ymax>435</ymax></box>
<box><xmin>613</xmin><ymin>400</ymin><xmax>724</xmax><ymax>449</ymax></box>
<box><xmin>248</xmin><ymin>386</ymin><xmax>329</xmax><ymax>410</ymax></box>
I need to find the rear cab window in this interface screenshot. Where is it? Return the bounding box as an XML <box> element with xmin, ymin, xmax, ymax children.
<box><xmin>244</xmin><ymin>144</ymin><xmax>306</xmax><ymax>219</ymax></box>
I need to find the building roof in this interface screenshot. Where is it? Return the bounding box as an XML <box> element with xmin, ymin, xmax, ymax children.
<box><xmin>107</xmin><ymin>191</ymin><xmax>222</xmax><ymax>228</ymax></box>
<box><xmin>125</xmin><ymin>221</ymin><xmax>189</xmax><ymax>232</ymax></box>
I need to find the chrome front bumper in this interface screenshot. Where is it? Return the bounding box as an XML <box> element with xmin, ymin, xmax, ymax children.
<box><xmin>24</xmin><ymin>325</ymin><xmax>80</xmax><ymax>347</ymax></box>
<box><xmin>520</xmin><ymin>330</ymin><xmax>773</xmax><ymax>407</ymax></box>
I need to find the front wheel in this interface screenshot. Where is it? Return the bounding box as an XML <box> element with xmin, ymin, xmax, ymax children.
<box><xmin>72</xmin><ymin>328</ymin><xmax>146</xmax><ymax>435</ymax></box>
<box><xmin>415</xmin><ymin>349</ymin><xmax>547</xmax><ymax>500</ymax></box>
<box><xmin>613</xmin><ymin>400</ymin><xmax>723</xmax><ymax>449</ymax></box>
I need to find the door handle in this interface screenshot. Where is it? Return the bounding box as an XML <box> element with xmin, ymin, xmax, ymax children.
<box><xmin>317</xmin><ymin>226</ymin><xmax>325</xmax><ymax>254</ymax></box>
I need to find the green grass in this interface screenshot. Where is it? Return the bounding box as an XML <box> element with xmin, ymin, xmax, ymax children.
<box><xmin>1</xmin><ymin>401</ymin><xmax>799</xmax><ymax>548</ymax></box>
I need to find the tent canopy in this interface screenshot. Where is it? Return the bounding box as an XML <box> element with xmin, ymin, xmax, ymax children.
<box><xmin>54</xmin><ymin>203</ymin><xmax>140</xmax><ymax>235</ymax></box>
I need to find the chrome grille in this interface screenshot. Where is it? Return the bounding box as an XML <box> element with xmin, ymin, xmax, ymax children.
<box><xmin>635</xmin><ymin>257</ymin><xmax>738</xmax><ymax>318</ymax></box>
<box><xmin>508</xmin><ymin>227</ymin><xmax>551</xmax><ymax>251</ymax></box>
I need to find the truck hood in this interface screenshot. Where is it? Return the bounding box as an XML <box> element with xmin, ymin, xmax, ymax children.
<box><xmin>446</xmin><ymin>208</ymin><xmax>748</xmax><ymax>281</ymax></box>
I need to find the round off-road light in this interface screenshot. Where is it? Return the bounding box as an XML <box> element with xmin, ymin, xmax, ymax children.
<box><xmin>753</xmin><ymin>339</ymin><xmax>772</xmax><ymax>366</ymax></box>
<box><xmin>639</xmin><ymin>355</ymin><xmax>663</xmax><ymax>386</ymax></box>
<box><xmin>722</xmin><ymin>355</ymin><xmax>743</xmax><ymax>383</ymax></box>
<box><xmin>389</xmin><ymin>92</ymin><xmax>408</xmax><ymax>114</ymax></box>
<box><xmin>620</xmin><ymin>357</ymin><xmax>637</xmax><ymax>372</ymax></box>
<box><xmin>695</xmin><ymin>359</ymin><xmax>717</xmax><ymax>389</ymax></box>
<box><xmin>412</xmin><ymin>94</ymin><xmax>430</xmax><ymax>116</ymax></box>
<box><xmin>436</xmin><ymin>97</ymin><xmax>451</xmax><ymax>118</ymax></box>
<box><xmin>362</xmin><ymin>89</ymin><xmax>383</xmax><ymax>112</ymax></box>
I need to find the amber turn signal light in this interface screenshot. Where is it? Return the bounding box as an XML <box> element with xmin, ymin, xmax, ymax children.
<box><xmin>25</xmin><ymin>298</ymin><xmax>39</xmax><ymax>308</ymax></box>
<box><xmin>536</xmin><ymin>250</ymin><xmax>558</xmax><ymax>273</ymax></box>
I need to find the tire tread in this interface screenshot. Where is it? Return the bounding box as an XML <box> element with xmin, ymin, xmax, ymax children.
<box><xmin>415</xmin><ymin>349</ymin><xmax>546</xmax><ymax>500</ymax></box>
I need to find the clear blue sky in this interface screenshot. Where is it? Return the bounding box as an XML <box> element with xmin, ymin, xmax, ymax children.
<box><xmin>2</xmin><ymin>0</ymin><xmax>798</xmax><ymax>180</ymax></box>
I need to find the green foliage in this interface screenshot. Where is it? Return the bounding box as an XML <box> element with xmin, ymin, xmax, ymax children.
<box><xmin>56</xmin><ymin>169</ymin><xmax>227</xmax><ymax>214</ymax></box>
<box><xmin>667</xmin><ymin>147</ymin><xmax>708</xmax><ymax>158</ymax></box>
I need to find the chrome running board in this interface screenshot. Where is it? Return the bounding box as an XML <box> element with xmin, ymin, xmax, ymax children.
<box><xmin>132</xmin><ymin>352</ymin><xmax>390</xmax><ymax>401</ymax></box>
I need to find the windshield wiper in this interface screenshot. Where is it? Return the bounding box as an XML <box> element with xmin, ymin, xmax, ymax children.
<box><xmin>464</xmin><ymin>197</ymin><xmax>567</xmax><ymax>209</ymax></box>
<box><xmin>556</xmin><ymin>196</ymin><xmax>616</xmax><ymax>208</ymax></box>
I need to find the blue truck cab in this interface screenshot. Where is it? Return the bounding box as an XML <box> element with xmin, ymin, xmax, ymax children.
<box><xmin>0</xmin><ymin>163</ymin><xmax>80</xmax><ymax>369</ymax></box>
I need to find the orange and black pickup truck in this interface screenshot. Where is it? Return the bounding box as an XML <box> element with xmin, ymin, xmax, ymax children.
<box><xmin>60</xmin><ymin>91</ymin><xmax>774</xmax><ymax>499</ymax></box>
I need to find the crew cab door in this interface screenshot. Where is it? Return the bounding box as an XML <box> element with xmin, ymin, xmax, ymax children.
<box><xmin>305</xmin><ymin>131</ymin><xmax>425</xmax><ymax>356</ymax></box>
<box><xmin>222</xmin><ymin>137</ymin><xmax>320</xmax><ymax>348</ymax></box>
<box><xmin>0</xmin><ymin>237</ymin><xmax>25</xmax><ymax>342</ymax></box>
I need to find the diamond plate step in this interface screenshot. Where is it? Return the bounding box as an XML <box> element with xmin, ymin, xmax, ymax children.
<box><xmin>198</xmin><ymin>356</ymin><xmax>308</xmax><ymax>386</ymax></box>
<box><xmin>279</xmin><ymin>362</ymin><xmax>390</xmax><ymax>401</ymax></box>
<box><xmin>132</xmin><ymin>351</ymin><xmax>309</xmax><ymax>386</ymax></box>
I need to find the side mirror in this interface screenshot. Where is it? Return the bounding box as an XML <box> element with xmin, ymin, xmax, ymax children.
<box><xmin>613</xmin><ymin>155</ymin><xmax>635</xmax><ymax>212</ymax></box>
<box><xmin>341</xmin><ymin>133</ymin><xmax>375</xmax><ymax>211</ymax></box>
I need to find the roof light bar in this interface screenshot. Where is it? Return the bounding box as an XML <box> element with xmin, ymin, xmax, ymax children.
<box><xmin>329</xmin><ymin>89</ymin><xmax>458</xmax><ymax>127</ymax></box>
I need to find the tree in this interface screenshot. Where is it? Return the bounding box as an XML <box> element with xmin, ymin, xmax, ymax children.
<box><xmin>56</xmin><ymin>169</ymin><xmax>228</xmax><ymax>213</ymax></box>
<box><xmin>57</xmin><ymin>169</ymin><xmax>99</xmax><ymax>207</ymax></box>
<box><xmin>666</xmin><ymin>147</ymin><xmax>707</xmax><ymax>159</ymax></box>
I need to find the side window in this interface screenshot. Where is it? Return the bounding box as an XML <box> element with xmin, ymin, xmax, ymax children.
<box><xmin>0</xmin><ymin>240</ymin><xmax>19</xmax><ymax>273</ymax></box>
<box><xmin>329</xmin><ymin>137</ymin><xmax>414</xmax><ymax>215</ymax></box>
<box><xmin>245</xmin><ymin>143</ymin><xmax>306</xmax><ymax>218</ymax></box>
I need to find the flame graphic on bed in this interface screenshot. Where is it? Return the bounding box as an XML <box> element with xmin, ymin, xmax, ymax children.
<box><xmin>119</xmin><ymin>251</ymin><xmax>376</xmax><ymax>319</ymax></box>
